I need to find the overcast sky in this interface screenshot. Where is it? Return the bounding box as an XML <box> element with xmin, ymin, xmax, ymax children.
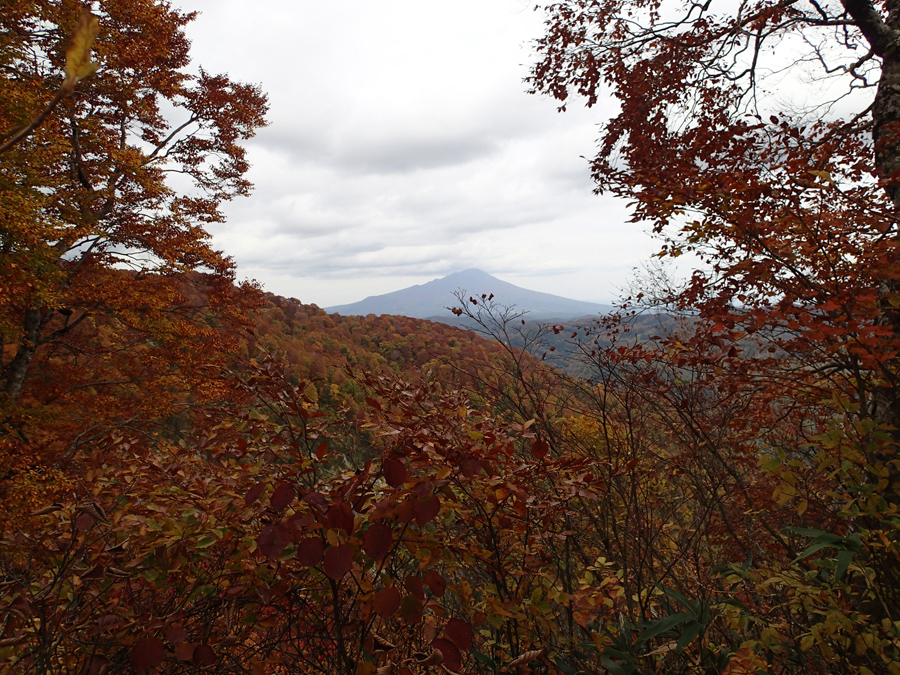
<box><xmin>171</xmin><ymin>0</ymin><xmax>660</xmax><ymax>307</ymax></box>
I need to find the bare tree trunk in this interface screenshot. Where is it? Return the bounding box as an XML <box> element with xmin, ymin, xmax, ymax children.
<box><xmin>2</xmin><ymin>306</ymin><xmax>43</xmax><ymax>402</ymax></box>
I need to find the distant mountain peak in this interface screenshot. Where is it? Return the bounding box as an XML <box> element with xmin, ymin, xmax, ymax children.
<box><xmin>325</xmin><ymin>270</ymin><xmax>612</xmax><ymax>320</ymax></box>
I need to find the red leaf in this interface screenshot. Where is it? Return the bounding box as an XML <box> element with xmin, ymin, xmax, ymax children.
<box><xmin>383</xmin><ymin>457</ymin><xmax>408</xmax><ymax>487</ymax></box>
<box><xmin>296</xmin><ymin>537</ymin><xmax>325</xmax><ymax>566</ymax></box>
<box><xmin>165</xmin><ymin>626</ymin><xmax>187</xmax><ymax>644</ymax></box>
<box><xmin>424</xmin><ymin>569</ymin><xmax>446</xmax><ymax>597</ymax></box>
<box><xmin>396</xmin><ymin>497</ymin><xmax>416</xmax><ymax>523</ymax></box>
<box><xmin>362</xmin><ymin>522</ymin><xmax>393</xmax><ymax>560</ymax></box>
<box><xmin>257</xmin><ymin>524</ymin><xmax>287</xmax><ymax>560</ymax></box>
<box><xmin>244</xmin><ymin>482</ymin><xmax>265</xmax><ymax>507</ymax></box>
<box><xmin>531</xmin><ymin>439</ymin><xmax>549</xmax><ymax>460</ymax></box>
<box><xmin>373</xmin><ymin>586</ymin><xmax>401</xmax><ymax>618</ymax></box>
<box><xmin>315</xmin><ymin>441</ymin><xmax>328</xmax><ymax>460</ymax></box>
<box><xmin>323</xmin><ymin>544</ymin><xmax>354</xmax><ymax>579</ymax></box>
<box><xmin>302</xmin><ymin>491</ymin><xmax>328</xmax><ymax>511</ymax></box>
<box><xmin>414</xmin><ymin>493</ymin><xmax>440</xmax><ymax>527</ymax></box>
<box><xmin>445</xmin><ymin>618</ymin><xmax>474</xmax><ymax>650</ymax></box>
<box><xmin>130</xmin><ymin>637</ymin><xmax>164</xmax><ymax>673</ymax></box>
<box><xmin>84</xmin><ymin>655</ymin><xmax>110</xmax><ymax>675</ymax></box>
<box><xmin>325</xmin><ymin>502</ymin><xmax>355</xmax><ymax>533</ymax></box>
<box><xmin>270</xmin><ymin>482</ymin><xmax>295</xmax><ymax>511</ymax></box>
<box><xmin>174</xmin><ymin>643</ymin><xmax>195</xmax><ymax>661</ymax></box>
<box><xmin>433</xmin><ymin>638</ymin><xmax>462</xmax><ymax>672</ymax></box>
<box><xmin>460</xmin><ymin>459</ymin><xmax>482</xmax><ymax>478</ymax></box>
<box><xmin>404</xmin><ymin>575</ymin><xmax>425</xmax><ymax>600</ymax></box>
<box><xmin>193</xmin><ymin>644</ymin><xmax>217</xmax><ymax>668</ymax></box>
<box><xmin>75</xmin><ymin>512</ymin><xmax>95</xmax><ymax>532</ymax></box>
<box><xmin>400</xmin><ymin>594</ymin><xmax>424</xmax><ymax>624</ymax></box>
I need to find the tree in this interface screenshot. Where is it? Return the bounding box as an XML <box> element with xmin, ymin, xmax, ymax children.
<box><xmin>0</xmin><ymin>2</ymin><xmax>267</xmax><ymax>467</ymax></box>
<box><xmin>529</xmin><ymin>0</ymin><xmax>900</xmax><ymax>671</ymax></box>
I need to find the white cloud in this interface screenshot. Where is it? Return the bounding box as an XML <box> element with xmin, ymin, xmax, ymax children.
<box><xmin>173</xmin><ymin>0</ymin><xmax>655</xmax><ymax>306</ymax></box>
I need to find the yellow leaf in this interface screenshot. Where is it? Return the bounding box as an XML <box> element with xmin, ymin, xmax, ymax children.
<box><xmin>65</xmin><ymin>10</ymin><xmax>100</xmax><ymax>85</ymax></box>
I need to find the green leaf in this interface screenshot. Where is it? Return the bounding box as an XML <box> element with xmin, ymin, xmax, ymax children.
<box><xmin>599</xmin><ymin>655</ymin><xmax>634</xmax><ymax>675</ymax></box>
<box><xmin>471</xmin><ymin>650</ymin><xmax>496</xmax><ymax>669</ymax></box>
<box><xmin>676</xmin><ymin>620</ymin><xmax>704</xmax><ymax>653</ymax></box>
<box><xmin>638</xmin><ymin>612</ymin><xmax>691</xmax><ymax>644</ymax></box>
<box><xmin>835</xmin><ymin>548</ymin><xmax>857</xmax><ymax>581</ymax></box>
<box><xmin>554</xmin><ymin>656</ymin><xmax>578</xmax><ymax>675</ymax></box>
<box><xmin>659</xmin><ymin>585</ymin><xmax>699</xmax><ymax>616</ymax></box>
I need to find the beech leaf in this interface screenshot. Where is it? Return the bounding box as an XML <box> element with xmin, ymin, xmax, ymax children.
<box><xmin>65</xmin><ymin>10</ymin><xmax>100</xmax><ymax>85</ymax></box>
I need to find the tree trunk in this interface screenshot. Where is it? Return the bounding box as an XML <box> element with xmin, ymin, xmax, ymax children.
<box><xmin>1</xmin><ymin>306</ymin><xmax>43</xmax><ymax>402</ymax></box>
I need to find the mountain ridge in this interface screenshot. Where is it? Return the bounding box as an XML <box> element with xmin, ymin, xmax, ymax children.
<box><xmin>325</xmin><ymin>269</ymin><xmax>613</xmax><ymax>320</ymax></box>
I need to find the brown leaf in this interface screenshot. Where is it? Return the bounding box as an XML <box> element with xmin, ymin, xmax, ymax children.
<box><xmin>371</xmin><ymin>632</ymin><xmax>396</xmax><ymax>652</ymax></box>
<box><xmin>505</xmin><ymin>649</ymin><xmax>545</xmax><ymax>669</ymax></box>
<box><xmin>30</xmin><ymin>503</ymin><xmax>63</xmax><ymax>517</ymax></box>
<box><xmin>413</xmin><ymin>649</ymin><xmax>442</xmax><ymax>667</ymax></box>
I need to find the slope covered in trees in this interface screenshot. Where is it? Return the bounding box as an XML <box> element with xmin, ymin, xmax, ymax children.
<box><xmin>3</xmin><ymin>1</ymin><xmax>900</xmax><ymax>674</ymax></box>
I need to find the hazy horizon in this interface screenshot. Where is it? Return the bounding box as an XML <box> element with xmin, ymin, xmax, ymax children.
<box><xmin>171</xmin><ymin>0</ymin><xmax>658</xmax><ymax>308</ymax></box>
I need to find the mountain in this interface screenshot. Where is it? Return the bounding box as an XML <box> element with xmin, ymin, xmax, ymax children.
<box><xmin>325</xmin><ymin>269</ymin><xmax>614</xmax><ymax>320</ymax></box>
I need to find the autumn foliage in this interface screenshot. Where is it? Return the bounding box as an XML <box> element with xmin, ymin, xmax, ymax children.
<box><xmin>4</xmin><ymin>0</ymin><xmax>900</xmax><ymax>674</ymax></box>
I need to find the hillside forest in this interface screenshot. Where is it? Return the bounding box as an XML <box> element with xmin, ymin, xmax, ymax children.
<box><xmin>3</xmin><ymin>2</ymin><xmax>900</xmax><ymax>674</ymax></box>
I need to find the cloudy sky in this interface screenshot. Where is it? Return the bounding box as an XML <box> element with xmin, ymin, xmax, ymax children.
<box><xmin>171</xmin><ymin>0</ymin><xmax>660</xmax><ymax>308</ymax></box>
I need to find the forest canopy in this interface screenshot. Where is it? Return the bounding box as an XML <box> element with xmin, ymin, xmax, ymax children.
<box><xmin>2</xmin><ymin>1</ymin><xmax>900</xmax><ymax>675</ymax></box>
